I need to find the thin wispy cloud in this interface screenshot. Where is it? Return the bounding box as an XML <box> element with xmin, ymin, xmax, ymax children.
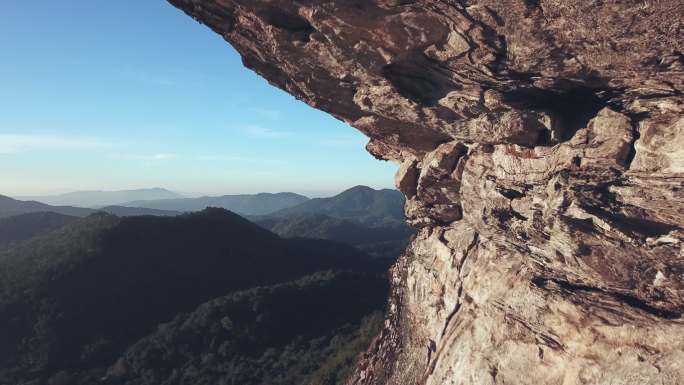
<box><xmin>197</xmin><ymin>154</ymin><xmax>259</xmax><ymax>162</ymax></box>
<box><xmin>110</xmin><ymin>153</ymin><xmax>179</xmax><ymax>161</ymax></box>
<box><xmin>248</xmin><ymin>107</ymin><xmax>282</xmax><ymax>120</ymax></box>
<box><xmin>151</xmin><ymin>153</ymin><xmax>178</xmax><ymax>160</ymax></box>
<box><xmin>0</xmin><ymin>134</ymin><xmax>109</xmax><ymax>154</ymax></box>
<box><xmin>243</xmin><ymin>125</ymin><xmax>293</xmax><ymax>140</ymax></box>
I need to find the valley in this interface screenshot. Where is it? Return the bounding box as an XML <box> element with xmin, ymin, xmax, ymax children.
<box><xmin>0</xmin><ymin>186</ymin><xmax>407</xmax><ymax>385</ymax></box>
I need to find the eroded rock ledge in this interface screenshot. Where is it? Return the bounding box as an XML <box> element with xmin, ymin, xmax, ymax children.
<box><xmin>168</xmin><ymin>1</ymin><xmax>683</xmax><ymax>383</ymax></box>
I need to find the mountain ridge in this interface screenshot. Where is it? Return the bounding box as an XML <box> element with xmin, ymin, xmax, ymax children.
<box><xmin>18</xmin><ymin>188</ymin><xmax>182</xmax><ymax>208</ymax></box>
<box><xmin>265</xmin><ymin>185</ymin><xmax>406</xmax><ymax>228</ymax></box>
<box><xmin>251</xmin><ymin>186</ymin><xmax>413</xmax><ymax>260</ymax></box>
<box><xmin>99</xmin><ymin>205</ymin><xmax>181</xmax><ymax>217</ymax></box>
<box><xmin>0</xmin><ymin>208</ymin><xmax>379</xmax><ymax>384</ymax></box>
<box><xmin>123</xmin><ymin>192</ymin><xmax>310</xmax><ymax>215</ymax></box>
<box><xmin>0</xmin><ymin>194</ymin><xmax>95</xmax><ymax>218</ymax></box>
<box><xmin>0</xmin><ymin>212</ymin><xmax>78</xmax><ymax>251</ymax></box>
<box><xmin>0</xmin><ymin>195</ymin><xmax>183</xmax><ymax>220</ymax></box>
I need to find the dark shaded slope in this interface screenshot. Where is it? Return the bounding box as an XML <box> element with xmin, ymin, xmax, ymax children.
<box><xmin>0</xmin><ymin>207</ymin><xmax>180</xmax><ymax>252</ymax></box>
<box><xmin>256</xmin><ymin>214</ymin><xmax>400</xmax><ymax>244</ymax></box>
<box><xmin>106</xmin><ymin>271</ymin><xmax>387</xmax><ymax>385</ymax></box>
<box><xmin>0</xmin><ymin>212</ymin><xmax>77</xmax><ymax>250</ymax></box>
<box><xmin>0</xmin><ymin>208</ymin><xmax>374</xmax><ymax>384</ymax></box>
<box><xmin>255</xmin><ymin>213</ymin><xmax>413</xmax><ymax>260</ymax></box>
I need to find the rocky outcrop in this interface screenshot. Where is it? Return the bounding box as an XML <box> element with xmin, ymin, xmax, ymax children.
<box><xmin>168</xmin><ymin>1</ymin><xmax>683</xmax><ymax>384</ymax></box>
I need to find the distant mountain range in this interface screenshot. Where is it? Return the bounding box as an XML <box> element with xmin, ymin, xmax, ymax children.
<box><xmin>1</xmin><ymin>186</ymin><xmax>413</xmax><ymax>259</ymax></box>
<box><xmin>0</xmin><ymin>209</ymin><xmax>383</xmax><ymax>385</ymax></box>
<box><xmin>99</xmin><ymin>205</ymin><xmax>181</xmax><ymax>217</ymax></box>
<box><xmin>9</xmin><ymin>186</ymin><xmax>404</xmax><ymax>222</ymax></box>
<box><xmin>122</xmin><ymin>192</ymin><xmax>310</xmax><ymax>215</ymax></box>
<box><xmin>0</xmin><ymin>194</ymin><xmax>95</xmax><ymax>218</ymax></box>
<box><xmin>268</xmin><ymin>185</ymin><xmax>406</xmax><ymax>227</ymax></box>
<box><xmin>252</xmin><ymin>186</ymin><xmax>413</xmax><ymax>259</ymax></box>
<box><xmin>18</xmin><ymin>188</ymin><xmax>182</xmax><ymax>208</ymax></box>
<box><xmin>0</xmin><ymin>195</ymin><xmax>181</xmax><ymax>221</ymax></box>
<box><xmin>0</xmin><ymin>186</ymin><xmax>409</xmax><ymax>384</ymax></box>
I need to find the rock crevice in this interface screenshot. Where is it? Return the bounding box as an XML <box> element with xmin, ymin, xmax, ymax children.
<box><xmin>168</xmin><ymin>1</ymin><xmax>683</xmax><ymax>383</ymax></box>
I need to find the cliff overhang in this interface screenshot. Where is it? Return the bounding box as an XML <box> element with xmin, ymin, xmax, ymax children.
<box><xmin>168</xmin><ymin>1</ymin><xmax>684</xmax><ymax>383</ymax></box>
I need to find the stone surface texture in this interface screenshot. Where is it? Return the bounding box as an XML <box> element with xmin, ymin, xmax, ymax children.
<box><xmin>168</xmin><ymin>1</ymin><xmax>683</xmax><ymax>384</ymax></box>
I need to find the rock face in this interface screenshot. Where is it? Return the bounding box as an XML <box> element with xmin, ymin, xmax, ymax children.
<box><xmin>168</xmin><ymin>1</ymin><xmax>683</xmax><ymax>384</ymax></box>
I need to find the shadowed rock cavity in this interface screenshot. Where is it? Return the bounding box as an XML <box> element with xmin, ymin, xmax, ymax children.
<box><xmin>168</xmin><ymin>1</ymin><xmax>683</xmax><ymax>384</ymax></box>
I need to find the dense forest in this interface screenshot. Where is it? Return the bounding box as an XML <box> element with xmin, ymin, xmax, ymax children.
<box><xmin>254</xmin><ymin>213</ymin><xmax>412</xmax><ymax>260</ymax></box>
<box><xmin>105</xmin><ymin>272</ymin><xmax>386</xmax><ymax>385</ymax></box>
<box><xmin>0</xmin><ymin>209</ymin><xmax>388</xmax><ymax>385</ymax></box>
<box><xmin>0</xmin><ymin>212</ymin><xmax>77</xmax><ymax>250</ymax></box>
<box><xmin>267</xmin><ymin>186</ymin><xmax>406</xmax><ymax>228</ymax></box>
<box><xmin>252</xmin><ymin>186</ymin><xmax>414</xmax><ymax>260</ymax></box>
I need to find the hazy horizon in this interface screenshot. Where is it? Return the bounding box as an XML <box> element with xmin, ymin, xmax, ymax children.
<box><xmin>9</xmin><ymin>184</ymin><xmax>396</xmax><ymax>200</ymax></box>
<box><xmin>0</xmin><ymin>1</ymin><xmax>396</xmax><ymax>197</ymax></box>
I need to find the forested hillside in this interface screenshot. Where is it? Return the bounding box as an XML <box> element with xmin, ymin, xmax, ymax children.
<box><xmin>0</xmin><ymin>212</ymin><xmax>77</xmax><ymax>250</ymax></box>
<box><xmin>0</xmin><ymin>209</ymin><xmax>385</xmax><ymax>385</ymax></box>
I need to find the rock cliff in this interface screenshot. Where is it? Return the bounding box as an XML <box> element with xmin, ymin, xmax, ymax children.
<box><xmin>168</xmin><ymin>1</ymin><xmax>683</xmax><ymax>384</ymax></box>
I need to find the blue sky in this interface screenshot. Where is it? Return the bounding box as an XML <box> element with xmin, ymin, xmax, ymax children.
<box><xmin>0</xmin><ymin>1</ymin><xmax>396</xmax><ymax>197</ymax></box>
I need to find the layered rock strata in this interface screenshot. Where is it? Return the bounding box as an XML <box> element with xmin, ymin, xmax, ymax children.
<box><xmin>168</xmin><ymin>1</ymin><xmax>684</xmax><ymax>384</ymax></box>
